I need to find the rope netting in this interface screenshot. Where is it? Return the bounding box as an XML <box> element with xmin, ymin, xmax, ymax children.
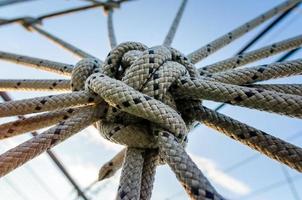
<box><xmin>0</xmin><ymin>0</ymin><xmax>302</xmax><ymax>199</ymax></box>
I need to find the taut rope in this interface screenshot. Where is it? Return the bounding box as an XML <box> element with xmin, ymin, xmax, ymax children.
<box><xmin>0</xmin><ymin>0</ymin><xmax>301</xmax><ymax>199</ymax></box>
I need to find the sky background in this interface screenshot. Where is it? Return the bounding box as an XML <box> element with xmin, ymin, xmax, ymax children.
<box><xmin>0</xmin><ymin>0</ymin><xmax>302</xmax><ymax>199</ymax></box>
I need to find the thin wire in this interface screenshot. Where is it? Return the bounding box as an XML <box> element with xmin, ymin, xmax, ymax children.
<box><xmin>30</xmin><ymin>25</ymin><xmax>95</xmax><ymax>59</ymax></box>
<box><xmin>237</xmin><ymin>175</ymin><xmax>302</xmax><ymax>200</ymax></box>
<box><xmin>4</xmin><ymin>177</ymin><xmax>31</xmax><ymax>200</ymax></box>
<box><xmin>0</xmin><ymin>1</ymin><xmax>119</xmax><ymax>27</ymax></box>
<box><xmin>281</xmin><ymin>166</ymin><xmax>301</xmax><ymax>200</ymax></box>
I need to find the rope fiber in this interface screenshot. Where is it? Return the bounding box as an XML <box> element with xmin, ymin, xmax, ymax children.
<box><xmin>0</xmin><ymin>0</ymin><xmax>301</xmax><ymax>199</ymax></box>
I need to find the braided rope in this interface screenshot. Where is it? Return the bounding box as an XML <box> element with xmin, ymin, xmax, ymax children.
<box><xmin>107</xmin><ymin>10</ymin><xmax>117</xmax><ymax>49</ymax></box>
<box><xmin>246</xmin><ymin>84</ymin><xmax>302</xmax><ymax>96</ymax></box>
<box><xmin>0</xmin><ymin>51</ymin><xmax>73</xmax><ymax>76</ymax></box>
<box><xmin>0</xmin><ymin>79</ymin><xmax>70</xmax><ymax>91</ymax></box>
<box><xmin>0</xmin><ymin>105</ymin><xmax>105</xmax><ymax>177</ymax></box>
<box><xmin>163</xmin><ymin>0</ymin><xmax>188</xmax><ymax>46</ymax></box>
<box><xmin>187</xmin><ymin>0</ymin><xmax>301</xmax><ymax>64</ymax></box>
<box><xmin>200</xmin><ymin>34</ymin><xmax>302</xmax><ymax>73</ymax></box>
<box><xmin>0</xmin><ymin>107</ymin><xmax>85</xmax><ymax>140</ymax></box>
<box><xmin>175</xmin><ymin>77</ymin><xmax>302</xmax><ymax>118</ymax></box>
<box><xmin>0</xmin><ymin>1</ymin><xmax>301</xmax><ymax>199</ymax></box>
<box><xmin>201</xmin><ymin>59</ymin><xmax>302</xmax><ymax>85</ymax></box>
<box><xmin>0</xmin><ymin>91</ymin><xmax>100</xmax><ymax>117</ymax></box>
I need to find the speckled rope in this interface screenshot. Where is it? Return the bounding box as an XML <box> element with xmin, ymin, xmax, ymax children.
<box><xmin>0</xmin><ymin>50</ymin><xmax>73</xmax><ymax>76</ymax></box>
<box><xmin>0</xmin><ymin>79</ymin><xmax>71</xmax><ymax>91</ymax></box>
<box><xmin>0</xmin><ymin>1</ymin><xmax>302</xmax><ymax>199</ymax></box>
<box><xmin>0</xmin><ymin>105</ymin><xmax>105</xmax><ymax>177</ymax></box>
<box><xmin>201</xmin><ymin>59</ymin><xmax>302</xmax><ymax>85</ymax></box>
<box><xmin>0</xmin><ymin>107</ymin><xmax>85</xmax><ymax>140</ymax></box>
<box><xmin>194</xmin><ymin>106</ymin><xmax>302</xmax><ymax>172</ymax></box>
<box><xmin>246</xmin><ymin>84</ymin><xmax>302</xmax><ymax>96</ymax></box>
<box><xmin>199</xmin><ymin>34</ymin><xmax>302</xmax><ymax>73</ymax></box>
<box><xmin>0</xmin><ymin>91</ymin><xmax>100</xmax><ymax>117</ymax></box>
<box><xmin>1</xmin><ymin>40</ymin><xmax>302</xmax><ymax>200</ymax></box>
<box><xmin>174</xmin><ymin>77</ymin><xmax>302</xmax><ymax>118</ymax></box>
<box><xmin>163</xmin><ymin>0</ymin><xmax>188</xmax><ymax>46</ymax></box>
<box><xmin>187</xmin><ymin>0</ymin><xmax>302</xmax><ymax>64</ymax></box>
<box><xmin>107</xmin><ymin>10</ymin><xmax>117</xmax><ymax>49</ymax></box>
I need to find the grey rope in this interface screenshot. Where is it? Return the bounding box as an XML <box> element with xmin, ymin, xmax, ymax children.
<box><xmin>0</xmin><ymin>1</ymin><xmax>302</xmax><ymax>199</ymax></box>
<box><xmin>107</xmin><ymin>10</ymin><xmax>118</xmax><ymax>49</ymax></box>
<box><xmin>187</xmin><ymin>0</ymin><xmax>301</xmax><ymax>64</ymax></box>
<box><xmin>163</xmin><ymin>0</ymin><xmax>188</xmax><ymax>46</ymax></box>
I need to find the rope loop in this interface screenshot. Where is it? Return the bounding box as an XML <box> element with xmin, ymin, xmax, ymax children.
<box><xmin>71</xmin><ymin>42</ymin><xmax>201</xmax><ymax>148</ymax></box>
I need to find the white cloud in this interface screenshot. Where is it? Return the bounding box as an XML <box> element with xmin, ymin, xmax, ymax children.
<box><xmin>189</xmin><ymin>153</ymin><xmax>251</xmax><ymax>195</ymax></box>
<box><xmin>82</xmin><ymin>126</ymin><xmax>124</xmax><ymax>152</ymax></box>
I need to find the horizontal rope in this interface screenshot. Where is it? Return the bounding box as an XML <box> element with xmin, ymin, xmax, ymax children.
<box><xmin>246</xmin><ymin>84</ymin><xmax>302</xmax><ymax>96</ymax></box>
<box><xmin>0</xmin><ymin>107</ymin><xmax>85</xmax><ymax>140</ymax></box>
<box><xmin>202</xmin><ymin>59</ymin><xmax>302</xmax><ymax>85</ymax></box>
<box><xmin>0</xmin><ymin>79</ymin><xmax>71</xmax><ymax>92</ymax></box>
<box><xmin>0</xmin><ymin>51</ymin><xmax>73</xmax><ymax>76</ymax></box>
<box><xmin>0</xmin><ymin>91</ymin><xmax>100</xmax><ymax>117</ymax></box>
<box><xmin>174</xmin><ymin>77</ymin><xmax>302</xmax><ymax>118</ymax></box>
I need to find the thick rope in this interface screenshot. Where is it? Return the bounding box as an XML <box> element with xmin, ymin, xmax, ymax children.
<box><xmin>0</xmin><ymin>91</ymin><xmax>100</xmax><ymax>117</ymax></box>
<box><xmin>139</xmin><ymin>150</ymin><xmax>159</xmax><ymax>200</ymax></box>
<box><xmin>194</xmin><ymin>106</ymin><xmax>302</xmax><ymax>172</ymax></box>
<box><xmin>0</xmin><ymin>79</ymin><xmax>71</xmax><ymax>92</ymax></box>
<box><xmin>0</xmin><ymin>0</ymin><xmax>302</xmax><ymax>196</ymax></box>
<box><xmin>187</xmin><ymin>0</ymin><xmax>301</xmax><ymax>64</ymax></box>
<box><xmin>163</xmin><ymin>0</ymin><xmax>188</xmax><ymax>46</ymax></box>
<box><xmin>0</xmin><ymin>105</ymin><xmax>105</xmax><ymax>177</ymax></box>
<box><xmin>0</xmin><ymin>51</ymin><xmax>73</xmax><ymax>76</ymax></box>
<box><xmin>0</xmin><ymin>107</ymin><xmax>85</xmax><ymax>140</ymax></box>
<box><xmin>158</xmin><ymin>131</ymin><xmax>224</xmax><ymax>200</ymax></box>
<box><xmin>116</xmin><ymin>148</ymin><xmax>144</xmax><ymax>200</ymax></box>
<box><xmin>174</xmin><ymin>77</ymin><xmax>302</xmax><ymax>118</ymax></box>
<box><xmin>200</xmin><ymin>34</ymin><xmax>302</xmax><ymax>73</ymax></box>
<box><xmin>246</xmin><ymin>84</ymin><xmax>302</xmax><ymax>96</ymax></box>
<box><xmin>202</xmin><ymin>59</ymin><xmax>302</xmax><ymax>85</ymax></box>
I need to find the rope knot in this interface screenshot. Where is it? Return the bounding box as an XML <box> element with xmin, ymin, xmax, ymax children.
<box><xmin>75</xmin><ymin>42</ymin><xmax>201</xmax><ymax>148</ymax></box>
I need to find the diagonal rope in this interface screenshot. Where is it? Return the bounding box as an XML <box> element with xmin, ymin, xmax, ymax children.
<box><xmin>163</xmin><ymin>0</ymin><xmax>188</xmax><ymax>46</ymax></box>
<box><xmin>245</xmin><ymin>84</ymin><xmax>302</xmax><ymax>96</ymax></box>
<box><xmin>187</xmin><ymin>0</ymin><xmax>302</xmax><ymax>64</ymax></box>
<box><xmin>0</xmin><ymin>51</ymin><xmax>73</xmax><ymax>76</ymax></box>
<box><xmin>199</xmin><ymin>34</ymin><xmax>302</xmax><ymax>73</ymax></box>
<box><xmin>0</xmin><ymin>105</ymin><xmax>104</xmax><ymax>177</ymax></box>
<box><xmin>0</xmin><ymin>107</ymin><xmax>85</xmax><ymax>140</ymax></box>
<box><xmin>28</xmin><ymin>24</ymin><xmax>96</xmax><ymax>59</ymax></box>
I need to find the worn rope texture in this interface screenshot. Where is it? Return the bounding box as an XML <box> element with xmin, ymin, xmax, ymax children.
<box><xmin>0</xmin><ymin>0</ymin><xmax>302</xmax><ymax>199</ymax></box>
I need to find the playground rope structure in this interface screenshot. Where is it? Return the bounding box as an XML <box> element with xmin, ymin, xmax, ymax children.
<box><xmin>0</xmin><ymin>0</ymin><xmax>302</xmax><ymax>199</ymax></box>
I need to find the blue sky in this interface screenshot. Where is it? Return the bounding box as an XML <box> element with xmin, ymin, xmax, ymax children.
<box><xmin>0</xmin><ymin>0</ymin><xmax>302</xmax><ymax>199</ymax></box>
